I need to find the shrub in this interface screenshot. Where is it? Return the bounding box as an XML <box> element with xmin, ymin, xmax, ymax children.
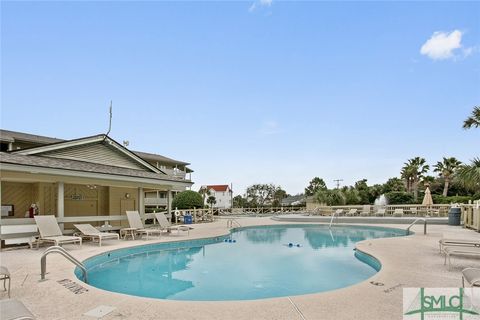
<box><xmin>316</xmin><ymin>189</ymin><xmax>346</xmax><ymax>206</ymax></box>
<box><xmin>385</xmin><ymin>191</ymin><xmax>414</xmax><ymax>204</ymax></box>
<box><xmin>431</xmin><ymin>195</ymin><xmax>476</xmax><ymax>204</ymax></box>
<box><xmin>172</xmin><ymin>190</ymin><xmax>204</xmax><ymax>209</ymax></box>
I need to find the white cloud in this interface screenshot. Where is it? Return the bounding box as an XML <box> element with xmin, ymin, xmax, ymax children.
<box><xmin>249</xmin><ymin>0</ymin><xmax>273</xmax><ymax>12</ymax></box>
<box><xmin>420</xmin><ymin>30</ymin><xmax>469</xmax><ymax>60</ymax></box>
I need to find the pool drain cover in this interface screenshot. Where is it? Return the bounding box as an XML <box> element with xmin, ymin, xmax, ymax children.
<box><xmin>83</xmin><ymin>305</ymin><xmax>116</xmax><ymax>318</ymax></box>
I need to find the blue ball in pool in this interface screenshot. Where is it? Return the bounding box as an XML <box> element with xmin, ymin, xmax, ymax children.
<box><xmin>288</xmin><ymin>243</ymin><xmax>293</xmax><ymax>247</ymax></box>
<box><xmin>228</xmin><ymin>239</ymin><xmax>232</xmax><ymax>243</ymax></box>
<box><xmin>224</xmin><ymin>239</ymin><xmax>228</xmax><ymax>242</ymax></box>
<box><xmin>296</xmin><ymin>244</ymin><xmax>301</xmax><ymax>247</ymax></box>
<box><xmin>233</xmin><ymin>240</ymin><xmax>236</xmax><ymax>243</ymax></box>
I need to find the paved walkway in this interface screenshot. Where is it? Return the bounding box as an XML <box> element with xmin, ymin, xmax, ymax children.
<box><xmin>0</xmin><ymin>218</ymin><xmax>479</xmax><ymax>320</ymax></box>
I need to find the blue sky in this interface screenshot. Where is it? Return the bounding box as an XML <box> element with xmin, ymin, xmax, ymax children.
<box><xmin>1</xmin><ymin>1</ymin><xmax>479</xmax><ymax>195</ymax></box>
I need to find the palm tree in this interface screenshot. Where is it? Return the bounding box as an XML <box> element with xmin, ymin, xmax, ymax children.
<box><xmin>463</xmin><ymin>106</ymin><xmax>480</xmax><ymax>129</ymax></box>
<box><xmin>456</xmin><ymin>158</ymin><xmax>480</xmax><ymax>192</ymax></box>
<box><xmin>433</xmin><ymin>157</ymin><xmax>462</xmax><ymax>197</ymax></box>
<box><xmin>206</xmin><ymin>195</ymin><xmax>217</xmax><ymax>209</ymax></box>
<box><xmin>401</xmin><ymin>157</ymin><xmax>430</xmax><ymax>202</ymax></box>
<box><xmin>199</xmin><ymin>187</ymin><xmax>211</xmax><ymax>203</ymax></box>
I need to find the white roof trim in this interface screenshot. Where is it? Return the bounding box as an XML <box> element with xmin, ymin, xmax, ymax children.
<box><xmin>11</xmin><ymin>135</ymin><xmax>164</xmax><ymax>174</ymax></box>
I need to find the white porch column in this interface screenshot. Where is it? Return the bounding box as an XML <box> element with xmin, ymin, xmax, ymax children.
<box><xmin>138</xmin><ymin>187</ymin><xmax>145</xmax><ymax>219</ymax></box>
<box><xmin>57</xmin><ymin>182</ymin><xmax>64</xmax><ymax>231</ymax></box>
<box><xmin>167</xmin><ymin>190</ymin><xmax>173</xmax><ymax>217</ymax></box>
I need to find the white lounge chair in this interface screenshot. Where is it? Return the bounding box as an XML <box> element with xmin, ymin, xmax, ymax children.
<box><xmin>462</xmin><ymin>268</ymin><xmax>480</xmax><ymax>287</ymax></box>
<box><xmin>125</xmin><ymin>211</ymin><xmax>163</xmax><ymax>240</ymax></box>
<box><xmin>74</xmin><ymin>224</ymin><xmax>120</xmax><ymax>246</ymax></box>
<box><xmin>393</xmin><ymin>208</ymin><xmax>404</xmax><ymax>217</ymax></box>
<box><xmin>34</xmin><ymin>216</ymin><xmax>82</xmax><ymax>248</ymax></box>
<box><xmin>374</xmin><ymin>208</ymin><xmax>386</xmax><ymax>217</ymax></box>
<box><xmin>345</xmin><ymin>209</ymin><xmax>358</xmax><ymax>216</ymax></box>
<box><xmin>410</xmin><ymin>207</ymin><xmax>418</xmax><ymax>216</ymax></box>
<box><xmin>154</xmin><ymin>212</ymin><xmax>192</xmax><ymax>235</ymax></box>
<box><xmin>332</xmin><ymin>209</ymin><xmax>344</xmax><ymax>217</ymax></box>
<box><xmin>360</xmin><ymin>205</ymin><xmax>371</xmax><ymax>216</ymax></box>
<box><xmin>443</xmin><ymin>247</ymin><xmax>480</xmax><ymax>270</ymax></box>
<box><xmin>439</xmin><ymin>238</ymin><xmax>480</xmax><ymax>253</ymax></box>
<box><xmin>0</xmin><ymin>299</ymin><xmax>35</xmax><ymax>320</ymax></box>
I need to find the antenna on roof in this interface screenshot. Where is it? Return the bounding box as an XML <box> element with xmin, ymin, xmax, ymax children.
<box><xmin>105</xmin><ymin>101</ymin><xmax>113</xmax><ymax>137</ymax></box>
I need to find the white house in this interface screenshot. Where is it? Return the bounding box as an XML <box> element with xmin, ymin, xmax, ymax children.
<box><xmin>200</xmin><ymin>185</ymin><xmax>232</xmax><ymax>209</ymax></box>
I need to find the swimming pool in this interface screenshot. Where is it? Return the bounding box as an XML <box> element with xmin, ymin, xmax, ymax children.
<box><xmin>78</xmin><ymin>224</ymin><xmax>407</xmax><ymax>301</ymax></box>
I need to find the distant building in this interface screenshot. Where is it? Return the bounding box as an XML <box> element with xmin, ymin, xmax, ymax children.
<box><xmin>199</xmin><ymin>185</ymin><xmax>232</xmax><ymax>209</ymax></box>
<box><xmin>281</xmin><ymin>195</ymin><xmax>306</xmax><ymax>206</ymax></box>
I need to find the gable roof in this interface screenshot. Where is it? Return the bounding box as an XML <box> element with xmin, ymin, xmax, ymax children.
<box><xmin>203</xmin><ymin>185</ymin><xmax>231</xmax><ymax>192</ymax></box>
<box><xmin>10</xmin><ymin>134</ymin><xmax>165</xmax><ymax>174</ymax></box>
<box><xmin>0</xmin><ymin>129</ymin><xmax>190</xmax><ymax>167</ymax></box>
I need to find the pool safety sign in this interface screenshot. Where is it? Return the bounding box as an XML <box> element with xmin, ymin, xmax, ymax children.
<box><xmin>403</xmin><ymin>288</ymin><xmax>480</xmax><ymax>319</ymax></box>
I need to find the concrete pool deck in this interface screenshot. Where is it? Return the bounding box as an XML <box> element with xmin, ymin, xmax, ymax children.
<box><xmin>0</xmin><ymin>217</ymin><xmax>479</xmax><ymax>320</ymax></box>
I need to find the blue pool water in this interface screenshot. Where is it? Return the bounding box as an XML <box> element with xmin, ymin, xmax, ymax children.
<box><xmin>78</xmin><ymin>224</ymin><xmax>407</xmax><ymax>301</ymax></box>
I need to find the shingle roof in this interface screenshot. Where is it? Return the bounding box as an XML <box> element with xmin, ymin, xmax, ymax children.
<box><xmin>0</xmin><ymin>152</ymin><xmax>191</xmax><ymax>183</ymax></box>
<box><xmin>205</xmin><ymin>185</ymin><xmax>230</xmax><ymax>192</ymax></box>
<box><xmin>0</xmin><ymin>129</ymin><xmax>63</xmax><ymax>144</ymax></box>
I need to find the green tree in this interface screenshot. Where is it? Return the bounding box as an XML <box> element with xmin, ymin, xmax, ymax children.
<box><xmin>305</xmin><ymin>177</ymin><xmax>327</xmax><ymax>196</ymax></box>
<box><xmin>456</xmin><ymin>158</ymin><xmax>480</xmax><ymax>192</ymax></box>
<box><xmin>315</xmin><ymin>189</ymin><xmax>346</xmax><ymax>206</ymax></box>
<box><xmin>233</xmin><ymin>195</ymin><xmax>248</xmax><ymax>208</ymax></box>
<box><xmin>245</xmin><ymin>184</ymin><xmax>277</xmax><ymax>207</ymax></box>
<box><xmin>434</xmin><ymin>157</ymin><xmax>462</xmax><ymax>196</ymax></box>
<box><xmin>382</xmin><ymin>178</ymin><xmax>406</xmax><ymax>193</ymax></box>
<box><xmin>172</xmin><ymin>190</ymin><xmax>204</xmax><ymax>209</ymax></box>
<box><xmin>401</xmin><ymin>157</ymin><xmax>430</xmax><ymax>202</ymax></box>
<box><xmin>463</xmin><ymin>106</ymin><xmax>480</xmax><ymax>129</ymax></box>
<box><xmin>272</xmin><ymin>187</ymin><xmax>288</xmax><ymax>207</ymax></box>
<box><xmin>198</xmin><ymin>187</ymin><xmax>211</xmax><ymax>203</ymax></box>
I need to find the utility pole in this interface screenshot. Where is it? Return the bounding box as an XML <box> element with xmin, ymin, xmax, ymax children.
<box><xmin>333</xmin><ymin>179</ymin><xmax>343</xmax><ymax>189</ymax></box>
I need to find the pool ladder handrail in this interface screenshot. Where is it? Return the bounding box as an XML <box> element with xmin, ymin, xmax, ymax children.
<box><xmin>329</xmin><ymin>210</ymin><xmax>339</xmax><ymax>229</ymax></box>
<box><xmin>40</xmin><ymin>246</ymin><xmax>88</xmax><ymax>283</ymax></box>
<box><xmin>406</xmin><ymin>218</ymin><xmax>427</xmax><ymax>235</ymax></box>
<box><xmin>227</xmin><ymin>219</ymin><xmax>241</xmax><ymax>228</ymax></box>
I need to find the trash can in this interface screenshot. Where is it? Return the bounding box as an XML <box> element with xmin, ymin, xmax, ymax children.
<box><xmin>184</xmin><ymin>215</ymin><xmax>193</xmax><ymax>224</ymax></box>
<box><xmin>448</xmin><ymin>207</ymin><xmax>461</xmax><ymax>226</ymax></box>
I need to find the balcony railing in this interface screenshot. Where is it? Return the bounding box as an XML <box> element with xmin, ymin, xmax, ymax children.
<box><xmin>144</xmin><ymin>197</ymin><xmax>168</xmax><ymax>206</ymax></box>
<box><xmin>162</xmin><ymin>168</ymin><xmax>189</xmax><ymax>180</ymax></box>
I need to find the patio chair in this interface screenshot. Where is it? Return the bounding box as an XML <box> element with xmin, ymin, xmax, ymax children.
<box><xmin>360</xmin><ymin>205</ymin><xmax>371</xmax><ymax>216</ymax></box>
<box><xmin>462</xmin><ymin>268</ymin><xmax>480</xmax><ymax>287</ymax></box>
<box><xmin>374</xmin><ymin>208</ymin><xmax>386</xmax><ymax>217</ymax></box>
<box><xmin>393</xmin><ymin>208</ymin><xmax>404</xmax><ymax>217</ymax></box>
<box><xmin>154</xmin><ymin>213</ymin><xmax>192</xmax><ymax>235</ymax></box>
<box><xmin>34</xmin><ymin>216</ymin><xmax>82</xmax><ymax>248</ymax></box>
<box><xmin>439</xmin><ymin>238</ymin><xmax>480</xmax><ymax>253</ymax></box>
<box><xmin>409</xmin><ymin>207</ymin><xmax>418</xmax><ymax>216</ymax></box>
<box><xmin>125</xmin><ymin>211</ymin><xmax>163</xmax><ymax>240</ymax></box>
<box><xmin>443</xmin><ymin>247</ymin><xmax>480</xmax><ymax>270</ymax></box>
<box><xmin>0</xmin><ymin>266</ymin><xmax>11</xmax><ymax>298</ymax></box>
<box><xmin>345</xmin><ymin>209</ymin><xmax>358</xmax><ymax>216</ymax></box>
<box><xmin>74</xmin><ymin>224</ymin><xmax>120</xmax><ymax>246</ymax></box>
<box><xmin>0</xmin><ymin>299</ymin><xmax>35</xmax><ymax>320</ymax></box>
<box><xmin>333</xmin><ymin>209</ymin><xmax>344</xmax><ymax>217</ymax></box>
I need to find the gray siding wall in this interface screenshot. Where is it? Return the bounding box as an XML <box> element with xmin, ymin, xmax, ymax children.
<box><xmin>40</xmin><ymin>142</ymin><xmax>147</xmax><ymax>170</ymax></box>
